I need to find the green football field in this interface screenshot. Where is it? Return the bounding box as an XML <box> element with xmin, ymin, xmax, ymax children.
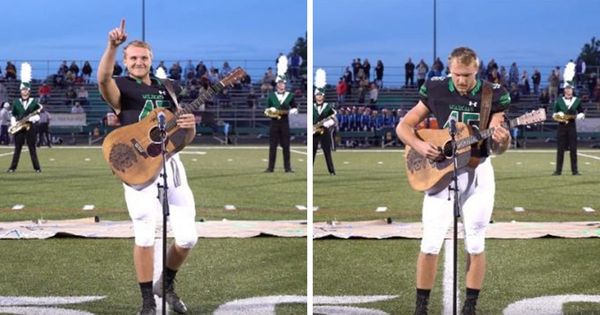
<box><xmin>313</xmin><ymin>148</ymin><xmax>600</xmax><ymax>314</ymax></box>
<box><xmin>0</xmin><ymin>146</ymin><xmax>307</xmax><ymax>314</ymax></box>
<box><xmin>1</xmin><ymin>146</ymin><xmax>600</xmax><ymax>314</ymax></box>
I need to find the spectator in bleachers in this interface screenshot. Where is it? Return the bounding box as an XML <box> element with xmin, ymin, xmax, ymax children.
<box><xmin>375</xmin><ymin>60</ymin><xmax>384</xmax><ymax>88</ymax></box>
<box><xmin>77</xmin><ymin>85</ymin><xmax>89</xmax><ymax>105</ymax></box>
<box><xmin>337</xmin><ymin>107</ymin><xmax>348</xmax><ymax>131</ymax></box>
<box><xmin>352</xmin><ymin>58</ymin><xmax>361</xmax><ymax>83</ymax></box>
<box><xmin>548</xmin><ymin>70</ymin><xmax>560</xmax><ymax>104</ymax></box>
<box><xmin>336</xmin><ymin>77</ymin><xmax>347</xmax><ymax>105</ymax></box>
<box><xmin>487</xmin><ymin>67</ymin><xmax>501</xmax><ymax>84</ymax></box>
<box><xmin>363</xmin><ymin>59</ymin><xmax>371</xmax><ymax>81</ymax></box>
<box><xmin>290</xmin><ymin>53</ymin><xmax>302</xmax><ymax>80</ymax></box>
<box><xmin>65</xmin><ymin>86</ymin><xmax>77</xmax><ymax>105</ymax></box>
<box><xmin>82</xmin><ymin>61</ymin><xmax>93</xmax><ymax>83</ymax></box>
<box><xmin>357</xmin><ymin>76</ymin><xmax>369</xmax><ymax>104</ymax></box>
<box><xmin>195</xmin><ymin>61</ymin><xmax>207</xmax><ymax>78</ymax></box>
<box><xmin>486</xmin><ymin>59</ymin><xmax>498</xmax><ymax>75</ymax></box>
<box><xmin>575</xmin><ymin>57</ymin><xmax>586</xmax><ymax>88</ymax></box>
<box><xmin>368</xmin><ymin>82</ymin><xmax>379</xmax><ymax>105</ymax></box>
<box><xmin>394</xmin><ymin>108</ymin><xmax>405</xmax><ymax>127</ymax></box>
<box><xmin>37</xmin><ymin>108</ymin><xmax>51</xmax><ymax>148</ymax></box>
<box><xmin>65</xmin><ymin>70</ymin><xmax>76</xmax><ymax>85</ymax></box>
<box><xmin>184</xmin><ymin>60</ymin><xmax>195</xmax><ymax>82</ymax></box>
<box><xmin>0</xmin><ymin>82</ymin><xmax>7</xmax><ymax>104</ymax></box>
<box><xmin>509</xmin><ymin>62</ymin><xmax>519</xmax><ymax>86</ymax></box>
<box><xmin>416</xmin><ymin>59</ymin><xmax>429</xmax><ymax>89</ymax></box>
<box><xmin>207</xmin><ymin>68</ymin><xmax>219</xmax><ymax>84</ymax></box>
<box><xmin>593</xmin><ymin>77</ymin><xmax>600</xmax><ymax>103</ymax></box>
<box><xmin>0</xmin><ymin>102</ymin><xmax>10</xmax><ymax>145</ymax></box>
<box><xmin>531</xmin><ymin>69</ymin><xmax>541</xmax><ymax>95</ymax></box>
<box><xmin>382</xmin><ymin>108</ymin><xmax>395</xmax><ymax>128</ymax></box>
<box><xmin>405</xmin><ymin>58</ymin><xmax>415</xmax><ymax>87</ymax></box>
<box><xmin>348</xmin><ymin>106</ymin><xmax>359</xmax><ymax>131</ymax></box>
<box><xmin>38</xmin><ymin>83</ymin><xmax>52</xmax><ymax>104</ymax></box>
<box><xmin>58</xmin><ymin>60</ymin><xmax>68</xmax><ymax>77</ymax></box>
<box><xmin>157</xmin><ymin>61</ymin><xmax>167</xmax><ymax>73</ymax></box>
<box><xmin>359</xmin><ymin>106</ymin><xmax>372</xmax><ymax>131</ymax></box>
<box><xmin>222</xmin><ymin>61</ymin><xmax>233</xmax><ymax>78</ymax></box>
<box><xmin>71</xmin><ymin>101</ymin><xmax>85</xmax><ymax>114</ymax></box>
<box><xmin>499</xmin><ymin>66</ymin><xmax>508</xmax><ymax>87</ymax></box>
<box><xmin>433</xmin><ymin>57</ymin><xmax>444</xmax><ymax>74</ymax></box>
<box><xmin>113</xmin><ymin>61</ymin><xmax>123</xmax><ymax>76</ymax></box>
<box><xmin>539</xmin><ymin>88</ymin><xmax>550</xmax><ymax>107</ymax></box>
<box><xmin>5</xmin><ymin>62</ymin><xmax>17</xmax><ymax>80</ymax></box>
<box><xmin>169</xmin><ymin>62</ymin><xmax>182</xmax><ymax>81</ymax></box>
<box><xmin>260</xmin><ymin>67</ymin><xmax>276</xmax><ymax>97</ymax></box>
<box><xmin>520</xmin><ymin>70</ymin><xmax>530</xmax><ymax>95</ymax></box>
<box><xmin>343</xmin><ymin>67</ymin><xmax>353</xmax><ymax>96</ymax></box>
<box><xmin>509</xmin><ymin>82</ymin><xmax>520</xmax><ymax>103</ymax></box>
<box><xmin>69</xmin><ymin>61</ymin><xmax>79</xmax><ymax>77</ymax></box>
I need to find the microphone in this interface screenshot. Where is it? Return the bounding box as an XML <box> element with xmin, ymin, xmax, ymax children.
<box><xmin>449</xmin><ymin>117</ymin><xmax>457</xmax><ymax>136</ymax></box>
<box><xmin>157</xmin><ymin>112</ymin><xmax>166</xmax><ymax>132</ymax></box>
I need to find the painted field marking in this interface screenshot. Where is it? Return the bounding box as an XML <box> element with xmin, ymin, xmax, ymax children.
<box><xmin>583</xmin><ymin>207</ymin><xmax>596</xmax><ymax>213</ymax></box>
<box><xmin>82</xmin><ymin>205</ymin><xmax>94</xmax><ymax>211</ymax></box>
<box><xmin>12</xmin><ymin>204</ymin><xmax>24</xmax><ymax>210</ymax></box>
<box><xmin>224</xmin><ymin>205</ymin><xmax>237</xmax><ymax>211</ymax></box>
<box><xmin>375</xmin><ymin>207</ymin><xmax>388</xmax><ymax>213</ymax></box>
<box><xmin>514</xmin><ymin>207</ymin><xmax>525</xmax><ymax>212</ymax></box>
<box><xmin>443</xmin><ymin>239</ymin><xmax>460</xmax><ymax>315</ymax></box>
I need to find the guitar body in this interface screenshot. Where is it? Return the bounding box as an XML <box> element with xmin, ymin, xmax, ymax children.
<box><xmin>404</xmin><ymin>122</ymin><xmax>479</xmax><ymax>193</ymax></box>
<box><xmin>102</xmin><ymin>108</ymin><xmax>192</xmax><ymax>189</ymax></box>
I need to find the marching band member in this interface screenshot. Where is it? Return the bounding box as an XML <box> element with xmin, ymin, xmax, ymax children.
<box><xmin>313</xmin><ymin>68</ymin><xmax>336</xmax><ymax>175</ymax></box>
<box><xmin>7</xmin><ymin>63</ymin><xmax>42</xmax><ymax>173</ymax></box>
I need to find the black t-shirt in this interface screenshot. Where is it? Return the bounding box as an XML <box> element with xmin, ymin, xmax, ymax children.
<box><xmin>419</xmin><ymin>76</ymin><xmax>511</xmax><ymax>157</ymax></box>
<box><xmin>114</xmin><ymin>76</ymin><xmax>181</xmax><ymax>126</ymax></box>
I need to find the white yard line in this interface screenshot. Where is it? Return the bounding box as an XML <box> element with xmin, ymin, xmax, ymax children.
<box><xmin>578</xmin><ymin>152</ymin><xmax>600</xmax><ymax>160</ymax></box>
<box><xmin>443</xmin><ymin>239</ymin><xmax>459</xmax><ymax>315</ymax></box>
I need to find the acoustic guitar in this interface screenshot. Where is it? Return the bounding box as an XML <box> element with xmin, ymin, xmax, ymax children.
<box><xmin>404</xmin><ymin>108</ymin><xmax>546</xmax><ymax>193</ymax></box>
<box><xmin>102</xmin><ymin>68</ymin><xmax>246</xmax><ymax>189</ymax></box>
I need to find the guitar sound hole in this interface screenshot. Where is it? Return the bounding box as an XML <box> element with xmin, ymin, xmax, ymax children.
<box><xmin>149</xmin><ymin>127</ymin><xmax>164</xmax><ymax>143</ymax></box>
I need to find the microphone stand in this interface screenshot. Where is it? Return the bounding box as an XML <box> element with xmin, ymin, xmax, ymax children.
<box><xmin>156</xmin><ymin>119</ymin><xmax>169</xmax><ymax>315</ymax></box>
<box><xmin>447</xmin><ymin>121</ymin><xmax>460</xmax><ymax>315</ymax></box>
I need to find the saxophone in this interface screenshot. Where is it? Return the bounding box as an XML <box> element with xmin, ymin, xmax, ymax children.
<box><xmin>263</xmin><ymin>107</ymin><xmax>289</xmax><ymax>120</ymax></box>
<box><xmin>313</xmin><ymin>113</ymin><xmax>336</xmax><ymax>135</ymax></box>
<box><xmin>9</xmin><ymin>105</ymin><xmax>43</xmax><ymax>135</ymax></box>
<box><xmin>552</xmin><ymin>112</ymin><xmax>576</xmax><ymax>124</ymax></box>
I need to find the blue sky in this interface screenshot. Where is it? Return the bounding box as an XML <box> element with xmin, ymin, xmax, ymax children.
<box><xmin>0</xmin><ymin>0</ymin><xmax>306</xmax><ymax>78</ymax></box>
<box><xmin>315</xmin><ymin>0</ymin><xmax>600</xmax><ymax>71</ymax></box>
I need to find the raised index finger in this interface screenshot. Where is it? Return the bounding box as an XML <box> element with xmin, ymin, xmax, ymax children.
<box><xmin>119</xmin><ymin>19</ymin><xmax>126</xmax><ymax>32</ymax></box>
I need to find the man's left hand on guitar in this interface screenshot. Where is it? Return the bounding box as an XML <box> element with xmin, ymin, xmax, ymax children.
<box><xmin>490</xmin><ymin>114</ymin><xmax>511</xmax><ymax>154</ymax></box>
<box><xmin>176</xmin><ymin>113</ymin><xmax>196</xmax><ymax>128</ymax></box>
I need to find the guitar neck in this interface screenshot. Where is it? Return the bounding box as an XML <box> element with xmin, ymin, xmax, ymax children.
<box><xmin>165</xmin><ymin>82</ymin><xmax>224</xmax><ymax>131</ymax></box>
<box><xmin>454</xmin><ymin>117</ymin><xmax>518</xmax><ymax>150</ymax></box>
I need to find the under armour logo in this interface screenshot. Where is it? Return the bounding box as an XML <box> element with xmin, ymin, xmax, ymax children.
<box><xmin>469</xmin><ymin>101</ymin><xmax>478</xmax><ymax>107</ymax></box>
<box><xmin>159</xmin><ymin>90</ymin><xmax>166</xmax><ymax>95</ymax></box>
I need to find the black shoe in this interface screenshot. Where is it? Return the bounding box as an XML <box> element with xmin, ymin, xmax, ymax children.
<box><xmin>572</xmin><ymin>172</ymin><xmax>581</xmax><ymax>176</ymax></box>
<box><xmin>461</xmin><ymin>300</ymin><xmax>477</xmax><ymax>315</ymax></box>
<box><xmin>6</xmin><ymin>169</ymin><xmax>15</xmax><ymax>173</ymax></box>
<box><xmin>330</xmin><ymin>172</ymin><xmax>336</xmax><ymax>175</ymax></box>
<box><xmin>264</xmin><ymin>168</ymin><xmax>274</xmax><ymax>173</ymax></box>
<box><xmin>138</xmin><ymin>300</ymin><xmax>156</xmax><ymax>315</ymax></box>
<box><xmin>35</xmin><ymin>169</ymin><xmax>42</xmax><ymax>173</ymax></box>
<box><xmin>552</xmin><ymin>171</ymin><xmax>561</xmax><ymax>176</ymax></box>
<box><xmin>414</xmin><ymin>298</ymin><xmax>428</xmax><ymax>315</ymax></box>
<box><xmin>285</xmin><ymin>169</ymin><xmax>295</xmax><ymax>173</ymax></box>
<box><xmin>153</xmin><ymin>278</ymin><xmax>188</xmax><ymax>314</ymax></box>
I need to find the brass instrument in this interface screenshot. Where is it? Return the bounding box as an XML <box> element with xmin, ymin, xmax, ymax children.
<box><xmin>313</xmin><ymin>114</ymin><xmax>336</xmax><ymax>135</ymax></box>
<box><xmin>9</xmin><ymin>105</ymin><xmax>43</xmax><ymax>135</ymax></box>
<box><xmin>263</xmin><ymin>107</ymin><xmax>289</xmax><ymax>120</ymax></box>
<box><xmin>552</xmin><ymin>112</ymin><xmax>576</xmax><ymax>124</ymax></box>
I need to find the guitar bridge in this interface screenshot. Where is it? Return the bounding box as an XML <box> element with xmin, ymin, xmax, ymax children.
<box><xmin>130</xmin><ymin>139</ymin><xmax>149</xmax><ymax>158</ymax></box>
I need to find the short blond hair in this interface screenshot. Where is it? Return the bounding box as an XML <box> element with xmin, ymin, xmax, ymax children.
<box><xmin>123</xmin><ymin>40</ymin><xmax>153</xmax><ymax>59</ymax></box>
<box><xmin>448</xmin><ymin>47</ymin><xmax>479</xmax><ymax>68</ymax></box>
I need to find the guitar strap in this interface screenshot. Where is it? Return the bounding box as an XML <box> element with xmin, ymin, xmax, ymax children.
<box><xmin>479</xmin><ymin>81</ymin><xmax>493</xmax><ymax>129</ymax></box>
<box><xmin>161</xmin><ymin>79</ymin><xmax>183</xmax><ymax>111</ymax></box>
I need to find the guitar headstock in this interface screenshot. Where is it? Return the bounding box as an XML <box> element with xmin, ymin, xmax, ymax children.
<box><xmin>220</xmin><ymin>67</ymin><xmax>247</xmax><ymax>87</ymax></box>
<box><xmin>513</xmin><ymin>108</ymin><xmax>546</xmax><ymax>127</ymax></box>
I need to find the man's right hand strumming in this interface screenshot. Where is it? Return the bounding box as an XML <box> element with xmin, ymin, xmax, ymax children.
<box><xmin>108</xmin><ymin>19</ymin><xmax>128</xmax><ymax>48</ymax></box>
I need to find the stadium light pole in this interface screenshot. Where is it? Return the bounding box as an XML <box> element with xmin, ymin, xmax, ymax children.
<box><xmin>142</xmin><ymin>0</ymin><xmax>146</xmax><ymax>41</ymax></box>
<box><xmin>433</xmin><ymin>0</ymin><xmax>437</xmax><ymax>62</ymax></box>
